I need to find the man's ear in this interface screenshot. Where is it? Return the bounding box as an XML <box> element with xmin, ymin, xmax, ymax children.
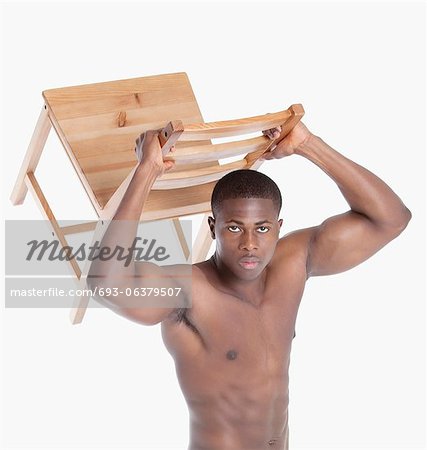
<box><xmin>278</xmin><ymin>218</ymin><xmax>283</xmax><ymax>228</ymax></box>
<box><xmin>207</xmin><ymin>216</ymin><xmax>216</xmax><ymax>239</ymax></box>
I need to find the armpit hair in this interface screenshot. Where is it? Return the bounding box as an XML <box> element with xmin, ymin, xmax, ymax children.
<box><xmin>173</xmin><ymin>307</ymin><xmax>200</xmax><ymax>336</ymax></box>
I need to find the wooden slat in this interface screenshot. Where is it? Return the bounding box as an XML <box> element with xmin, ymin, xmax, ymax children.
<box><xmin>42</xmin><ymin>72</ymin><xmax>193</xmax><ymax>116</ymax></box>
<box><xmin>69</xmin><ymin>220</ymin><xmax>107</xmax><ymax>325</ymax></box>
<box><xmin>60</xmin><ymin>101</ymin><xmax>198</xmax><ymax>141</ymax></box>
<box><xmin>43</xmin><ymin>73</ymin><xmax>191</xmax><ymax>102</ymax></box>
<box><xmin>172</xmin><ymin>219</ymin><xmax>191</xmax><ymax>261</ymax></box>
<box><xmin>76</xmin><ymin>136</ymin><xmax>270</xmax><ymax>193</ymax></box>
<box><xmin>67</xmin><ymin>120</ymin><xmax>192</xmax><ymax>158</ymax></box>
<box><xmin>153</xmin><ymin>160</ymin><xmax>247</xmax><ymax>189</ymax></box>
<box><xmin>179</xmin><ymin>108</ymin><xmax>295</xmax><ymax>140</ymax></box>
<box><xmin>163</xmin><ymin>135</ymin><xmax>270</xmax><ymax>164</ymax></box>
<box><xmin>141</xmin><ymin>201</ymin><xmax>212</xmax><ymax>222</ymax></box>
<box><xmin>248</xmin><ymin>104</ymin><xmax>305</xmax><ymax>170</ymax></box>
<box><xmin>192</xmin><ymin>212</ymin><xmax>213</xmax><ymax>263</ymax></box>
<box><xmin>100</xmin><ymin>180</ymin><xmax>216</xmax><ymax>221</ymax></box>
<box><xmin>10</xmin><ymin>106</ymin><xmax>51</xmax><ymax>205</ymax></box>
<box><xmin>70</xmin><ymin>296</ymin><xmax>90</xmax><ymax>325</ymax></box>
<box><xmin>25</xmin><ymin>172</ymin><xmax>82</xmax><ymax>279</ymax></box>
<box><xmin>61</xmin><ymin>221</ymin><xmax>98</xmax><ymax>235</ymax></box>
<box><xmin>50</xmin><ymin>89</ymin><xmax>196</xmax><ymax>121</ymax></box>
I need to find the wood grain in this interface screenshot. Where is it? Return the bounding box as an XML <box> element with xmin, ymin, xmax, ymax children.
<box><xmin>10</xmin><ymin>107</ymin><xmax>52</xmax><ymax>205</ymax></box>
<box><xmin>42</xmin><ymin>73</ymin><xmax>213</xmax><ymax>212</ymax></box>
<box><xmin>41</xmin><ymin>73</ymin><xmax>304</xmax><ymax>220</ymax></box>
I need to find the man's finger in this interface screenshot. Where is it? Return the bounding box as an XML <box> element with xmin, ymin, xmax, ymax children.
<box><xmin>260</xmin><ymin>151</ymin><xmax>273</xmax><ymax>160</ymax></box>
<box><xmin>263</xmin><ymin>127</ymin><xmax>281</xmax><ymax>140</ymax></box>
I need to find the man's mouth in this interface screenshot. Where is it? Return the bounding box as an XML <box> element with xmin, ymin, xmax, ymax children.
<box><xmin>239</xmin><ymin>257</ymin><xmax>260</xmax><ymax>270</ymax></box>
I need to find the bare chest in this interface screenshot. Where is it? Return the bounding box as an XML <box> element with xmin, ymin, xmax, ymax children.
<box><xmin>198</xmin><ymin>287</ymin><xmax>300</xmax><ymax>367</ymax></box>
<box><xmin>162</xmin><ymin>263</ymin><xmax>306</xmax><ymax>372</ymax></box>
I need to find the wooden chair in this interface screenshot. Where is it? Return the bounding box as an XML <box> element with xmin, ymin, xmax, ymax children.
<box><xmin>10</xmin><ymin>72</ymin><xmax>304</xmax><ymax>324</ymax></box>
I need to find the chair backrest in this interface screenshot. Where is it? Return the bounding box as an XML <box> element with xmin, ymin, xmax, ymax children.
<box><xmin>102</xmin><ymin>103</ymin><xmax>304</xmax><ymax>221</ymax></box>
<box><xmin>153</xmin><ymin>105</ymin><xmax>304</xmax><ymax>190</ymax></box>
<box><xmin>42</xmin><ymin>72</ymin><xmax>304</xmax><ymax>221</ymax></box>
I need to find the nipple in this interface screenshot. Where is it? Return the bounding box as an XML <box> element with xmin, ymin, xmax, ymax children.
<box><xmin>226</xmin><ymin>350</ymin><xmax>238</xmax><ymax>360</ymax></box>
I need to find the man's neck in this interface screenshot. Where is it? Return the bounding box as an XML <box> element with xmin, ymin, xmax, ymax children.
<box><xmin>209</xmin><ymin>254</ymin><xmax>267</xmax><ymax>306</ymax></box>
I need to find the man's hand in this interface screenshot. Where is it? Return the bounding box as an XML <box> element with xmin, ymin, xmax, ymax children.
<box><xmin>261</xmin><ymin>121</ymin><xmax>313</xmax><ymax>160</ymax></box>
<box><xmin>135</xmin><ymin>129</ymin><xmax>176</xmax><ymax>175</ymax></box>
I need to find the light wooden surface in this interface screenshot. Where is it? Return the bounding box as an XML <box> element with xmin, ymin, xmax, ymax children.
<box><xmin>192</xmin><ymin>212</ymin><xmax>214</xmax><ymax>263</ymax></box>
<box><xmin>25</xmin><ymin>172</ymin><xmax>82</xmax><ymax>278</ymax></box>
<box><xmin>42</xmin><ymin>72</ymin><xmax>304</xmax><ymax>221</ymax></box>
<box><xmin>249</xmin><ymin>104</ymin><xmax>305</xmax><ymax>170</ymax></box>
<box><xmin>162</xmin><ymin>135</ymin><xmax>268</xmax><ymax>164</ymax></box>
<box><xmin>10</xmin><ymin>107</ymin><xmax>52</xmax><ymax>205</ymax></box>
<box><xmin>180</xmin><ymin>108</ymin><xmax>292</xmax><ymax>140</ymax></box>
<box><xmin>97</xmin><ymin>103</ymin><xmax>303</xmax><ymax>216</ymax></box>
<box><xmin>69</xmin><ymin>220</ymin><xmax>107</xmax><ymax>324</ymax></box>
<box><xmin>172</xmin><ymin>218</ymin><xmax>191</xmax><ymax>262</ymax></box>
<box><xmin>42</xmin><ymin>73</ymin><xmax>214</xmax><ymax>215</ymax></box>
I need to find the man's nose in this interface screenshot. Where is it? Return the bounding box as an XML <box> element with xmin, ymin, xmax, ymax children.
<box><xmin>238</xmin><ymin>232</ymin><xmax>258</xmax><ymax>251</ymax></box>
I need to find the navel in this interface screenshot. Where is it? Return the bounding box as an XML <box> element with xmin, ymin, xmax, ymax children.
<box><xmin>226</xmin><ymin>349</ymin><xmax>238</xmax><ymax>360</ymax></box>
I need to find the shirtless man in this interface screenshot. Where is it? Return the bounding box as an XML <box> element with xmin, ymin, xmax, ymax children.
<box><xmin>88</xmin><ymin>122</ymin><xmax>412</xmax><ymax>450</ymax></box>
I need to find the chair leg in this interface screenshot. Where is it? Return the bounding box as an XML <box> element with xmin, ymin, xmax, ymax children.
<box><xmin>172</xmin><ymin>218</ymin><xmax>191</xmax><ymax>261</ymax></box>
<box><xmin>69</xmin><ymin>220</ymin><xmax>107</xmax><ymax>325</ymax></box>
<box><xmin>11</xmin><ymin>106</ymin><xmax>51</xmax><ymax>205</ymax></box>
<box><xmin>24</xmin><ymin>171</ymin><xmax>99</xmax><ymax>325</ymax></box>
<box><xmin>192</xmin><ymin>213</ymin><xmax>213</xmax><ymax>263</ymax></box>
<box><xmin>25</xmin><ymin>172</ymin><xmax>82</xmax><ymax>279</ymax></box>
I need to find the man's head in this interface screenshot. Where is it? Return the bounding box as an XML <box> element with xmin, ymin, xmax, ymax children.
<box><xmin>208</xmin><ymin>170</ymin><xmax>283</xmax><ymax>280</ymax></box>
<box><xmin>211</xmin><ymin>169</ymin><xmax>282</xmax><ymax>218</ymax></box>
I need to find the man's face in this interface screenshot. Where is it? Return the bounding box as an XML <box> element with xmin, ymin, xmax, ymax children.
<box><xmin>208</xmin><ymin>198</ymin><xmax>283</xmax><ymax>280</ymax></box>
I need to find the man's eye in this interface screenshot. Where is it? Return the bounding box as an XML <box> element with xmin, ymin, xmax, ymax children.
<box><xmin>227</xmin><ymin>226</ymin><xmax>241</xmax><ymax>233</ymax></box>
<box><xmin>258</xmin><ymin>226</ymin><xmax>270</xmax><ymax>233</ymax></box>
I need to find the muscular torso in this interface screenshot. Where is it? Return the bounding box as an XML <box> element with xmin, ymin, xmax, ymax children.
<box><xmin>161</xmin><ymin>237</ymin><xmax>308</xmax><ymax>450</ymax></box>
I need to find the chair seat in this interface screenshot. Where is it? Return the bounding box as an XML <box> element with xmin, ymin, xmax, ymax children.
<box><xmin>42</xmin><ymin>72</ymin><xmax>215</xmax><ymax>213</ymax></box>
<box><xmin>42</xmin><ymin>72</ymin><xmax>304</xmax><ymax>220</ymax></box>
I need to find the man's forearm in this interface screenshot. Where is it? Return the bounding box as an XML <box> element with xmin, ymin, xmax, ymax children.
<box><xmin>88</xmin><ymin>162</ymin><xmax>161</xmax><ymax>286</ymax></box>
<box><xmin>113</xmin><ymin>162</ymin><xmax>160</xmax><ymax>221</ymax></box>
<box><xmin>294</xmin><ymin>134</ymin><xmax>411</xmax><ymax>228</ymax></box>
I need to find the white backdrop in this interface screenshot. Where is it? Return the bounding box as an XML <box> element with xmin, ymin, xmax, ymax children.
<box><xmin>1</xmin><ymin>1</ymin><xmax>425</xmax><ymax>449</ymax></box>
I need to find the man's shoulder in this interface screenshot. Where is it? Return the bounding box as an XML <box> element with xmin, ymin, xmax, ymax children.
<box><xmin>191</xmin><ymin>260</ymin><xmax>214</xmax><ymax>286</ymax></box>
<box><xmin>278</xmin><ymin>226</ymin><xmax>317</xmax><ymax>249</ymax></box>
<box><xmin>271</xmin><ymin>226</ymin><xmax>318</xmax><ymax>269</ymax></box>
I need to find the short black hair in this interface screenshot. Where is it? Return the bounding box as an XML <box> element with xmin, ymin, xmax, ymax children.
<box><xmin>211</xmin><ymin>169</ymin><xmax>282</xmax><ymax>217</ymax></box>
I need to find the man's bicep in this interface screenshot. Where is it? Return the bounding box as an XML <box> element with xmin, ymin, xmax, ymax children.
<box><xmin>114</xmin><ymin>262</ymin><xmax>192</xmax><ymax>325</ymax></box>
<box><xmin>134</xmin><ymin>261</ymin><xmax>192</xmax><ymax>288</ymax></box>
<box><xmin>306</xmin><ymin>210</ymin><xmax>404</xmax><ymax>278</ymax></box>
